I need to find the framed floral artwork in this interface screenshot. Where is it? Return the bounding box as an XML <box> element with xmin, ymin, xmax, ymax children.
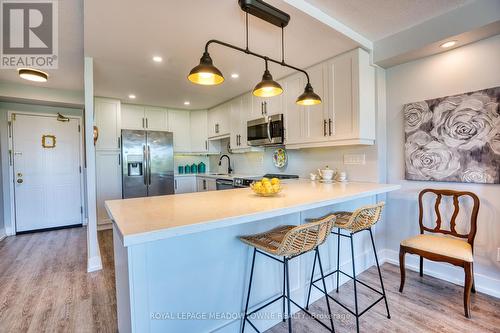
<box><xmin>404</xmin><ymin>86</ymin><xmax>500</xmax><ymax>184</ymax></box>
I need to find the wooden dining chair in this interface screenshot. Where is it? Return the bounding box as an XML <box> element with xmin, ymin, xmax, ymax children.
<box><xmin>399</xmin><ymin>189</ymin><xmax>480</xmax><ymax>318</ymax></box>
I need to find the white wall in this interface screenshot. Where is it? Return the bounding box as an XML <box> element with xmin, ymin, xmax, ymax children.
<box><xmin>385</xmin><ymin>34</ymin><xmax>500</xmax><ymax>296</ymax></box>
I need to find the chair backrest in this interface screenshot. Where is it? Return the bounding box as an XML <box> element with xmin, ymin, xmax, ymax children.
<box><xmin>277</xmin><ymin>214</ymin><xmax>336</xmax><ymax>257</ymax></box>
<box><xmin>418</xmin><ymin>189</ymin><xmax>480</xmax><ymax>247</ymax></box>
<box><xmin>347</xmin><ymin>202</ymin><xmax>385</xmax><ymax>232</ymax></box>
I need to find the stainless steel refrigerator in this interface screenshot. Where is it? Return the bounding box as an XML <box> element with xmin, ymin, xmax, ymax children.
<box><xmin>121</xmin><ymin>130</ymin><xmax>174</xmax><ymax>198</ymax></box>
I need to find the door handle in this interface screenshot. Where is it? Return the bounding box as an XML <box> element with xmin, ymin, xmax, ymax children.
<box><xmin>174</xmin><ymin>179</ymin><xmax>177</xmax><ymax>190</ymax></box>
<box><xmin>329</xmin><ymin>118</ymin><xmax>333</xmax><ymax>136</ymax></box>
<box><xmin>323</xmin><ymin>119</ymin><xmax>327</xmax><ymax>136</ymax></box>
<box><xmin>142</xmin><ymin>118</ymin><xmax>145</xmax><ymax>128</ymax></box>
<box><xmin>143</xmin><ymin>145</ymin><xmax>148</xmax><ymax>185</ymax></box>
<box><xmin>146</xmin><ymin>118</ymin><xmax>149</xmax><ymax>129</ymax></box>
<box><xmin>118</xmin><ymin>137</ymin><xmax>121</xmax><ymax>148</ymax></box>
<box><xmin>266</xmin><ymin>120</ymin><xmax>272</xmax><ymax>143</ymax></box>
<box><xmin>205</xmin><ymin>140</ymin><xmax>208</xmax><ymax>150</ymax></box>
<box><xmin>203</xmin><ymin>179</ymin><xmax>207</xmax><ymax>190</ymax></box>
<box><xmin>147</xmin><ymin>145</ymin><xmax>152</xmax><ymax>185</ymax></box>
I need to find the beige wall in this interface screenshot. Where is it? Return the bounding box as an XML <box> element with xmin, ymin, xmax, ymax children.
<box><xmin>385</xmin><ymin>34</ymin><xmax>500</xmax><ymax>295</ymax></box>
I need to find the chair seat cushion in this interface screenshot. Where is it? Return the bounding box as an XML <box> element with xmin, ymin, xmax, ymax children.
<box><xmin>401</xmin><ymin>234</ymin><xmax>473</xmax><ymax>262</ymax></box>
<box><xmin>239</xmin><ymin>225</ymin><xmax>295</xmax><ymax>255</ymax></box>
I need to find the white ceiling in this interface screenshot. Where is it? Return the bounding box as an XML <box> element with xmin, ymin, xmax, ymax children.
<box><xmin>0</xmin><ymin>0</ymin><xmax>84</xmax><ymax>92</ymax></box>
<box><xmin>304</xmin><ymin>0</ymin><xmax>472</xmax><ymax>41</ymax></box>
<box><xmin>84</xmin><ymin>0</ymin><xmax>360</xmax><ymax>110</ymax></box>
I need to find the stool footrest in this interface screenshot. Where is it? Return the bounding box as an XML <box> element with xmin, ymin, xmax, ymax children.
<box><xmin>313</xmin><ymin>269</ymin><xmax>384</xmax><ymax>296</ymax></box>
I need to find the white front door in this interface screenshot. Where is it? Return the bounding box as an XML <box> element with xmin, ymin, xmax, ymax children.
<box><xmin>12</xmin><ymin>113</ymin><xmax>82</xmax><ymax>232</ymax></box>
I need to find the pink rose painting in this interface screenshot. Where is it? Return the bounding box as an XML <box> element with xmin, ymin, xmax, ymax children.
<box><xmin>404</xmin><ymin>87</ymin><xmax>500</xmax><ymax>184</ymax></box>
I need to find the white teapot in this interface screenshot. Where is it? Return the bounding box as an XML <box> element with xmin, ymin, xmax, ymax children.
<box><xmin>317</xmin><ymin>166</ymin><xmax>335</xmax><ymax>181</ymax></box>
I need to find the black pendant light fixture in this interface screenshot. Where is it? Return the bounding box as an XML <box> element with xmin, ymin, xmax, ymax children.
<box><xmin>188</xmin><ymin>0</ymin><xmax>322</xmax><ymax>106</ymax></box>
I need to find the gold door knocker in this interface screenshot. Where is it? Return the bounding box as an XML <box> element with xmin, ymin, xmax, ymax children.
<box><xmin>42</xmin><ymin>135</ymin><xmax>56</xmax><ymax>148</ymax></box>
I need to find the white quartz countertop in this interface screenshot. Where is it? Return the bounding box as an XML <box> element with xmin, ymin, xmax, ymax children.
<box><xmin>105</xmin><ymin>181</ymin><xmax>401</xmax><ymax>246</ymax></box>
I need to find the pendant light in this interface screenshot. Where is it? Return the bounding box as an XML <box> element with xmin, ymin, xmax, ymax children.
<box><xmin>252</xmin><ymin>59</ymin><xmax>283</xmax><ymax>97</ymax></box>
<box><xmin>187</xmin><ymin>52</ymin><xmax>224</xmax><ymax>85</ymax></box>
<box><xmin>296</xmin><ymin>82</ymin><xmax>322</xmax><ymax>106</ymax></box>
<box><xmin>18</xmin><ymin>68</ymin><xmax>48</xmax><ymax>82</ymax></box>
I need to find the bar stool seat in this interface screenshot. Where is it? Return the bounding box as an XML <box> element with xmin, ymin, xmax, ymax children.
<box><xmin>239</xmin><ymin>215</ymin><xmax>337</xmax><ymax>333</ymax></box>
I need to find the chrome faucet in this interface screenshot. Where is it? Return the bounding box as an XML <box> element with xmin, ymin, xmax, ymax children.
<box><xmin>218</xmin><ymin>154</ymin><xmax>233</xmax><ymax>174</ymax></box>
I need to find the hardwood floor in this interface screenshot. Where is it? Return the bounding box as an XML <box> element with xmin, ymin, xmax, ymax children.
<box><xmin>1</xmin><ymin>227</ymin><xmax>499</xmax><ymax>333</ymax></box>
<box><xmin>0</xmin><ymin>227</ymin><xmax>117</xmax><ymax>333</ymax></box>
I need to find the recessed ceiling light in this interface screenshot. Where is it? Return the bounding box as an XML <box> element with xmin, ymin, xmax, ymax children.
<box><xmin>152</xmin><ymin>56</ymin><xmax>163</xmax><ymax>63</ymax></box>
<box><xmin>440</xmin><ymin>40</ymin><xmax>457</xmax><ymax>48</ymax></box>
<box><xmin>184</xmin><ymin>101</ymin><xmax>190</xmax><ymax>105</ymax></box>
<box><xmin>18</xmin><ymin>68</ymin><xmax>48</xmax><ymax>82</ymax></box>
<box><xmin>231</xmin><ymin>73</ymin><xmax>239</xmax><ymax>78</ymax></box>
<box><xmin>128</xmin><ymin>94</ymin><xmax>136</xmax><ymax>99</ymax></box>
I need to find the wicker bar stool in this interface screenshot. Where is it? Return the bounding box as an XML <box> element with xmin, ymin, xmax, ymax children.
<box><xmin>239</xmin><ymin>214</ymin><xmax>337</xmax><ymax>333</ymax></box>
<box><xmin>306</xmin><ymin>202</ymin><xmax>390</xmax><ymax>333</ymax></box>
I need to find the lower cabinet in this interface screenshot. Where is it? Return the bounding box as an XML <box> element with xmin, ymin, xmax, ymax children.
<box><xmin>96</xmin><ymin>150</ymin><xmax>122</xmax><ymax>227</ymax></box>
<box><xmin>174</xmin><ymin>176</ymin><xmax>197</xmax><ymax>194</ymax></box>
<box><xmin>197</xmin><ymin>177</ymin><xmax>217</xmax><ymax>191</ymax></box>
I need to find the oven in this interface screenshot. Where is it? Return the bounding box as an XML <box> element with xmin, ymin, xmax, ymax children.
<box><xmin>247</xmin><ymin>114</ymin><xmax>284</xmax><ymax>146</ymax></box>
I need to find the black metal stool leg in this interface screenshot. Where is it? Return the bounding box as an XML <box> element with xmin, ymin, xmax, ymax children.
<box><xmin>317</xmin><ymin>248</ymin><xmax>336</xmax><ymax>332</ymax></box>
<box><xmin>350</xmin><ymin>233</ymin><xmax>360</xmax><ymax>333</ymax></box>
<box><xmin>285</xmin><ymin>258</ymin><xmax>292</xmax><ymax>333</ymax></box>
<box><xmin>282</xmin><ymin>256</ymin><xmax>286</xmax><ymax>322</ymax></box>
<box><xmin>242</xmin><ymin>248</ymin><xmax>257</xmax><ymax>333</ymax></box>
<box><xmin>336</xmin><ymin>228</ymin><xmax>340</xmax><ymax>293</ymax></box>
<box><xmin>369</xmin><ymin>228</ymin><xmax>391</xmax><ymax>319</ymax></box>
<box><xmin>305</xmin><ymin>249</ymin><xmax>318</xmax><ymax>310</ymax></box>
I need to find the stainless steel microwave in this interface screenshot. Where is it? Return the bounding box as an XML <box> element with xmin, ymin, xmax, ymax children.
<box><xmin>247</xmin><ymin>114</ymin><xmax>284</xmax><ymax>146</ymax></box>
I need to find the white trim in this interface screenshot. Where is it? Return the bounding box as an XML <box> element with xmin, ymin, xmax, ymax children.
<box><xmin>383</xmin><ymin>249</ymin><xmax>500</xmax><ymax>299</ymax></box>
<box><xmin>284</xmin><ymin>0</ymin><xmax>373</xmax><ymax>50</ymax></box>
<box><xmin>97</xmin><ymin>222</ymin><xmax>113</xmax><ymax>231</ymax></box>
<box><xmin>87</xmin><ymin>255</ymin><xmax>103</xmax><ymax>272</ymax></box>
<box><xmin>0</xmin><ymin>228</ymin><xmax>6</xmax><ymax>242</ymax></box>
<box><xmin>7</xmin><ymin>111</ymin><xmax>85</xmax><ymax>234</ymax></box>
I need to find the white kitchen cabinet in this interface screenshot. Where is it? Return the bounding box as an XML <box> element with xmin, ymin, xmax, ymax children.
<box><xmin>206</xmin><ymin>178</ymin><xmax>217</xmax><ymax>191</ymax></box>
<box><xmin>174</xmin><ymin>176</ymin><xmax>196</xmax><ymax>194</ymax></box>
<box><xmin>252</xmin><ymin>92</ymin><xmax>282</xmax><ymax>120</ymax></box>
<box><xmin>283</xmin><ymin>73</ymin><xmax>304</xmax><ymax>145</ymax></box>
<box><xmin>95</xmin><ymin>98</ymin><xmax>121</xmax><ymax>150</ymax></box>
<box><xmin>168</xmin><ymin>110</ymin><xmax>191</xmax><ymax>152</ymax></box>
<box><xmin>121</xmin><ymin>104</ymin><xmax>168</xmax><ymax>131</ymax></box>
<box><xmin>190</xmin><ymin>110</ymin><xmax>208</xmax><ymax>152</ymax></box>
<box><xmin>208</xmin><ymin>102</ymin><xmax>230</xmax><ymax>138</ymax></box>
<box><xmin>96</xmin><ymin>151</ymin><xmax>122</xmax><ymax>226</ymax></box>
<box><xmin>229</xmin><ymin>96</ymin><xmax>249</xmax><ymax>150</ymax></box>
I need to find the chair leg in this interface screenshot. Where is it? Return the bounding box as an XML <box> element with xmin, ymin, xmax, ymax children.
<box><xmin>419</xmin><ymin>256</ymin><xmax>423</xmax><ymax>277</ymax></box>
<box><xmin>368</xmin><ymin>228</ymin><xmax>391</xmax><ymax>319</ymax></box>
<box><xmin>471</xmin><ymin>263</ymin><xmax>476</xmax><ymax>294</ymax></box>
<box><xmin>282</xmin><ymin>256</ymin><xmax>286</xmax><ymax>322</ymax></box>
<box><xmin>350</xmin><ymin>233</ymin><xmax>360</xmax><ymax>333</ymax></box>
<box><xmin>305</xmin><ymin>249</ymin><xmax>318</xmax><ymax>310</ymax></box>
<box><xmin>336</xmin><ymin>228</ymin><xmax>341</xmax><ymax>293</ymax></box>
<box><xmin>399</xmin><ymin>247</ymin><xmax>406</xmax><ymax>293</ymax></box>
<box><xmin>242</xmin><ymin>248</ymin><xmax>257</xmax><ymax>333</ymax></box>
<box><xmin>285</xmin><ymin>258</ymin><xmax>293</xmax><ymax>333</ymax></box>
<box><xmin>464</xmin><ymin>262</ymin><xmax>473</xmax><ymax>318</ymax></box>
<box><xmin>316</xmin><ymin>248</ymin><xmax>335</xmax><ymax>332</ymax></box>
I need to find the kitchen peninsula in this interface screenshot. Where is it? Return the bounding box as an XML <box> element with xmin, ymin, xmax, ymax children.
<box><xmin>106</xmin><ymin>181</ymin><xmax>400</xmax><ymax>333</ymax></box>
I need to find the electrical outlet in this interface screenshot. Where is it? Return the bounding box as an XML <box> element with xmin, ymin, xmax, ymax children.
<box><xmin>497</xmin><ymin>248</ymin><xmax>500</xmax><ymax>262</ymax></box>
<box><xmin>343</xmin><ymin>154</ymin><xmax>366</xmax><ymax>165</ymax></box>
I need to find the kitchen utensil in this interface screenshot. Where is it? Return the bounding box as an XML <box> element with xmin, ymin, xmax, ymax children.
<box><xmin>337</xmin><ymin>171</ymin><xmax>347</xmax><ymax>182</ymax></box>
<box><xmin>310</xmin><ymin>173</ymin><xmax>318</xmax><ymax>181</ymax></box>
<box><xmin>317</xmin><ymin>166</ymin><xmax>335</xmax><ymax>181</ymax></box>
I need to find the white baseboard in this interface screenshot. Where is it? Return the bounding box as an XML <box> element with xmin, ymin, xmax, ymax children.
<box><xmin>97</xmin><ymin>222</ymin><xmax>113</xmax><ymax>231</ymax></box>
<box><xmin>87</xmin><ymin>255</ymin><xmax>103</xmax><ymax>272</ymax></box>
<box><xmin>383</xmin><ymin>249</ymin><xmax>500</xmax><ymax>299</ymax></box>
<box><xmin>0</xmin><ymin>228</ymin><xmax>6</xmax><ymax>242</ymax></box>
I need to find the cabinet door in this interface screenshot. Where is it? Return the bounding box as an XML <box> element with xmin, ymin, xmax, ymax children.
<box><xmin>217</xmin><ymin>102</ymin><xmax>230</xmax><ymax>136</ymax></box>
<box><xmin>206</xmin><ymin>178</ymin><xmax>217</xmax><ymax>191</ymax></box>
<box><xmin>252</xmin><ymin>93</ymin><xmax>282</xmax><ymax>118</ymax></box>
<box><xmin>303</xmin><ymin>63</ymin><xmax>329</xmax><ymax>143</ymax></box>
<box><xmin>328</xmin><ymin>52</ymin><xmax>353</xmax><ymax>139</ymax></box>
<box><xmin>196</xmin><ymin>177</ymin><xmax>209</xmax><ymax>192</ymax></box>
<box><xmin>145</xmin><ymin>106</ymin><xmax>168</xmax><ymax>131</ymax></box>
<box><xmin>168</xmin><ymin>110</ymin><xmax>191</xmax><ymax>152</ymax></box>
<box><xmin>238</xmin><ymin>93</ymin><xmax>251</xmax><ymax>148</ymax></box>
<box><xmin>229</xmin><ymin>97</ymin><xmax>242</xmax><ymax>149</ymax></box>
<box><xmin>190</xmin><ymin>110</ymin><xmax>208</xmax><ymax>152</ymax></box>
<box><xmin>95</xmin><ymin>98</ymin><xmax>121</xmax><ymax>150</ymax></box>
<box><xmin>121</xmin><ymin>104</ymin><xmax>145</xmax><ymax>130</ymax></box>
<box><xmin>96</xmin><ymin>151</ymin><xmax>122</xmax><ymax>225</ymax></box>
<box><xmin>207</xmin><ymin>106</ymin><xmax>218</xmax><ymax>137</ymax></box>
<box><xmin>174</xmin><ymin>176</ymin><xmax>196</xmax><ymax>194</ymax></box>
<box><xmin>283</xmin><ymin>73</ymin><xmax>304</xmax><ymax>144</ymax></box>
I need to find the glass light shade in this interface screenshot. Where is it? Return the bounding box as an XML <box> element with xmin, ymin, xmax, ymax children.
<box><xmin>18</xmin><ymin>68</ymin><xmax>48</xmax><ymax>82</ymax></box>
<box><xmin>187</xmin><ymin>52</ymin><xmax>224</xmax><ymax>85</ymax></box>
<box><xmin>252</xmin><ymin>70</ymin><xmax>283</xmax><ymax>97</ymax></box>
<box><xmin>296</xmin><ymin>83</ymin><xmax>321</xmax><ymax>105</ymax></box>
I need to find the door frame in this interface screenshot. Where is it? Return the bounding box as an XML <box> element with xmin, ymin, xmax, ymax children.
<box><xmin>7</xmin><ymin>111</ymin><xmax>86</xmax><ymax>234</ymax></box>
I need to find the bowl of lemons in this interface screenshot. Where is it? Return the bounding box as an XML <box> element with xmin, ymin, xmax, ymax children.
<box><xmin>250</xmin><ymin>177</ymin><xmax>282</xmax><ymax>197</ymax></box>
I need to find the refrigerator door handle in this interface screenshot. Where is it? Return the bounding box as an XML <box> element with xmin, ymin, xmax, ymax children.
<box><xmin>148</xmin><ymin>145</ymin><xmax>152</xmax><ymax>185</ymax></box>
<box><xmin>143</xmin><ymin>145</ymin><xmax>148</xmax><ymax>185</ymax></box>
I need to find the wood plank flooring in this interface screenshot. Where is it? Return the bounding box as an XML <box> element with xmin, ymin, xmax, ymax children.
<box><xmin>0</xmin><ymin>227</ymin><xmax>499</xmax><ymax>332</ymax></box>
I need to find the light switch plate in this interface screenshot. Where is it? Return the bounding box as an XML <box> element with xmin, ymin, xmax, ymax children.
<box><xmin>343</xmin><ymin>154</ymin><xmax>366</xmax><ymax>165</ymax></box>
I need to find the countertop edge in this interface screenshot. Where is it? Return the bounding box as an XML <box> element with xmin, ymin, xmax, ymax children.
<box><xmin>116</xmin><ymin>184</ymin><xmax>401</xmax><ymax>247</ymax></box>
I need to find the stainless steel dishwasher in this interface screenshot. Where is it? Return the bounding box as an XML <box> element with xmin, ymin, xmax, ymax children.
<box><xmin>216</xmin><ymin>178</ymin><xmax>234</xmax><ymax>190</ymax></box>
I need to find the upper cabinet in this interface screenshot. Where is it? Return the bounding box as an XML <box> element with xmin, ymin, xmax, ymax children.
<box><xmin>251</xmin><ymin>93</ymin><xmax>282</xmax><ymax>120</ymax></box>
<box><xmin>168</xmin><ymin>109</ymin><xmax>191</xmax><ymax>152</ymax></box>
<box><xmin>284</xmin><ymin>48</ymin><xmax>375</xmax><ymax>149</ymax></box>
<box><xmin>94</xmin><ymin>98</ymin><xmax>121</xmax><ymax>150</ymax></box>
<box><xmin>190</xmin><ymin>110</ymin><xmax>208</xmax><ymax>152</ymax></box>
<box><xmin>208</xmin><ymin>102</ymin><xmax>230</xmax><ymax>138</ymax></box>
<box><xmin>121</xmin><ymin>104</ymin><xmax>168</xmax><ymax>131</ymax></box>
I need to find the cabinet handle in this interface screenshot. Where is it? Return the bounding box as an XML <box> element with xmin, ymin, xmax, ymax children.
<box><xmin>323</xmin><ymin>119</ymin><xmax>327</xmax><ymax>136</ymax></box>
<box><xmin>205</xmin><ymin>140</ymin><xmax>208</xmax><ymax>150</ymax></box>
<box><xmin>118</xmin><ymin>137</ymin><xmax>121</xmax><ymax>148</ymax></box>
<box><xmin>239</xmin><ymin>134</ymin><xmax>241</xmax><ymax>146</ymax></box>
<box><xmin>142</xmin><ymin>118</ymin><xmax>145</xmax><ymax>128</ymax></box>
<box><xmin>203</xmin><ymin>179</ymin><xmax>207</xmax><ymax>190</ymax></box>
<box><xmin>118</xmin><ymin>154</ymin><xmax>121</xmax><ymax>165</ymax></box>
<box><xmin>174</xmin><ymin>179</ymin><xmax>177</xmax><ymax>190</ymax></box>
<box><xmin>329</xmin><ymin>118</ymin><xmax>333</xmax><ymax>136</ymax></box>
<box><xmin>146</xmin><ymin>118</ymin><xmax>149</xmax><ymax>129</ymax></box>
